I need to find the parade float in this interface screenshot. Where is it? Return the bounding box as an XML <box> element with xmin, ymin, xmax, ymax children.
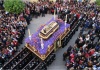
<box><xmin>25</xmin><ymin>15</ymin><xmax>70</xmax><ymax>60</ymax></box>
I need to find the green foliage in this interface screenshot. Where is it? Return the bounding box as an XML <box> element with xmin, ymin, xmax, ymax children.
<box><xmin>96</xmin><ymin>0</ymin><xmax>100</xmax><ymax>6</ymax></box>
<box><xmin>4</xmin><ymin>0</ymin><xmax>25</xmax><ymax>14</ymax></box>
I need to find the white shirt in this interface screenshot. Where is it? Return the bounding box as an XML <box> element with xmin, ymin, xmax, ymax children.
<box><xmin>85</xmin><ymin>37</ymin><xmax>89</xmax><ymax>41</ymax></box>
<box><xmin>83</xmin><ymin>44</ymin><xmax>87</xmax><ymax>49</ymax></box>
<box><xmin>5</xmin><ymin>11</ymin><xmax>8</xmax><ymax>14</ymax></box>
<box><xmin>92</xmin><ymin>17</ymin><xmax>95</xmax><ymax>20</ymax></box>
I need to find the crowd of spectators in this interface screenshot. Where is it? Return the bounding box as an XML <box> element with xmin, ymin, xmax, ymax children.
<box><xmin>0</xmin><ymin>1</ymin><xmax>31</xmax><ymax>66</ymax></box>
<box><xmin>0</xmin><ymin>9</ymin><xmax>28</xmax><ymax>65</ymax></box>
<box><xmin>63</xmin><ymin>1</ymin><xmax>100</xmax><ymax>70</ymax></box>
<box><xmin>64</xmin><ymin>27</ymin><xmax>100</xmax><ymax>70</ymax></box>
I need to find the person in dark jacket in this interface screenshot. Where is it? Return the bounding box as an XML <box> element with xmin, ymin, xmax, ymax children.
<box><xmin>24</xmin><ymin>14</ymin><xmax>30</xmax><ymax>25</ymax></box>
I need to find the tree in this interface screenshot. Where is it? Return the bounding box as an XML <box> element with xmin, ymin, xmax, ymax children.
<box><xmin>4</xmin><ymin>0</ymin><xmax>25</xmax><ymax>14</ymax></box>
<box><xmin>96</xmin><ymin>0</ymin><xmax>100</xmax><ymax>6</ymax></box>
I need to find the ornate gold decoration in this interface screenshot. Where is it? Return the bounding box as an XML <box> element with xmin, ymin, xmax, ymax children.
<box><xmin>41</xmin><ymin>55</ymin><xmax>46</xmax><ymax>60</ymax></box>
<box><xmin>48</xmin><ymin>45</ymin><xmax>51</xmax><ymax>52</ymax></box>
